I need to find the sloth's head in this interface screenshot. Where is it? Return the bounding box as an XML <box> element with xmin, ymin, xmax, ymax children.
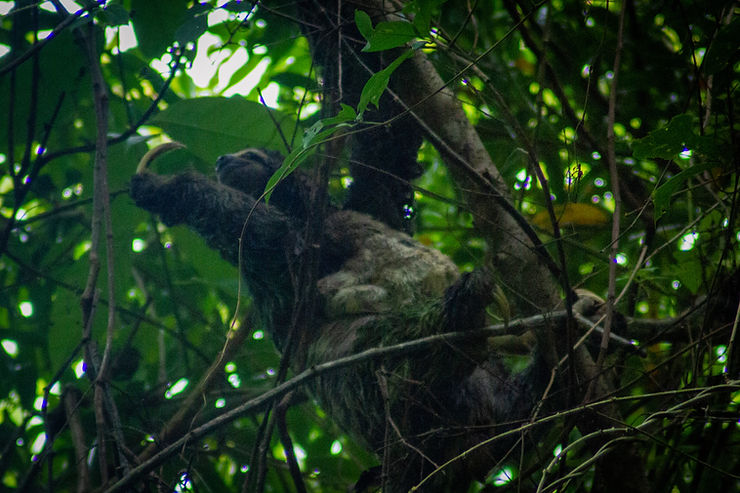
<box><xmin>216</xmin><ymin>148</ymin><xmax>310</xmax><ymax>220</ymax></box>
<box><xmin>216</xmin><ymin>148</ymin><xmax>285</xmax><ymax>195</ymax></box>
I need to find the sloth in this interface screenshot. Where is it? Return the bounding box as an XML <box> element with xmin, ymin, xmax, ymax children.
<box><xmin>130</xmin><ymin>147</ymin><xmax>550</xmax><ymax>492</ymax></box>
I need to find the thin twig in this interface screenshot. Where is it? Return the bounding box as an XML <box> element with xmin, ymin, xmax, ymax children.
<box><xmin>592</xmin><ymin>0</ymin><xmax>627</xmax><ymax>384</ymax></box>
<box><xmin>81</xmin><ymin>19</ymin><xmax>131</xmax><ymax>482</ymax></box>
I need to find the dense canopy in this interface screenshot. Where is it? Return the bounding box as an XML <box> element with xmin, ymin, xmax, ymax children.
<box><xmin>0</xmin><ymin>1</ymin><xmax>738</xmax><ymax>492</ymax></box>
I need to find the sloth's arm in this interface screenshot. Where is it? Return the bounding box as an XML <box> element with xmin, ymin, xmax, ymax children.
<box><xmin>130</xmin><ymin>171</ymin><xmax>290</xmax><ymax>267</ymax></box>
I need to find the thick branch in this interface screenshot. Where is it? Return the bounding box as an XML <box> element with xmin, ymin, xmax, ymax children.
<box><xmin>102</xmin><ymin>317</ymin><xmax>544</xmax><ymax>492</ymax></box>
<box><xmin>393</xmin><ymin>50</ymin><xmax>561</xmax><ymax>313</ymax></box>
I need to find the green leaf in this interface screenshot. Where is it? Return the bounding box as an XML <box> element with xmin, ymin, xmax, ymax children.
<box><xmin>151</xmin><ymin>97</ymin><xmax>298</xmax><ymax>162</ymax></box>
<box><xmin>302</xmin><ymin>121</ymin><xmax>325</xmax><ymax>147</ymax></box>
<box><xmin>357</xmin><ymin>50</ymin><xmax>413</xmax><ymax>115</ymax></box>
<box><xmin>632</xmin><ymin>114</ymin><xmax>695</xmax><ymax>160</ymax></box>
<box><xmin>362</xmin><ymin>21</ymin><xmax>417</xmax><ymax>52</ymax></box>
<box><xmin>673</xmin><ymin>252</ymin><xmax>702</xmax><ymax>294</ymax></box>
<box><xmin>355</xmin><ymin>10</ymin><xmax>417</xmax><ymax>52</ymax></box>
<box><xmin>262</xmin><ymin>147</ymin><xmax>311</xmax><ymax>203</ymax></box>
<box><xmin>263</xmin><ymin>113</ymin><xmax>354</xmax><ymax>203</ymax></box>
<box><xmin>354</xmin><ymin>10</ymin><xmax>373</xmax><ymax>40</ymax></box>
<box><xmin>652</xmin><ymin>162</ymin><xmax>714</xmax><ymax>218</ymax></box>
<box><xmin>321</xmin><ymin>104</ymin><xmax>358</xmax><ymax>126</ymax></box>
<box><xmin>175</xmin><ymin>4</ymin><xmax>210</xmax><ymax>46</ymax></box>
<box><xmin>632</xmin><ymin>114</ymin><xmax>721</xmax><ymax>165</ymax></box>
<box><xmin>262</xmin><ymin>125</ymin><xmax>332</xmax><ymax>203</ymax></box>
<box><xmin>405</xmin><ymin>0</ymin><xmax>447</xmax><ymax>35</ymax></box>
<box><xmin>98</xmin><ymin>4</ymin><xmax>130</xmax><ymax>27</ymax></box>
<box><xmin>221</xmin><ymin>1</ymin><xmax>254</xmax><ymax>13</ymax></box>
<box><xmin>130</xmin><ymin>0</ymin><xmax>190</xmax><ymax>58</ymax></box>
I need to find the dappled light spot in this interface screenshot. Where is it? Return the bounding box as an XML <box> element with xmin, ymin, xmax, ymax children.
<box><xmin>330</xmin><ymin>440</ymin><xmax>342</xmax><ymax>455</ymax></box>
<box><xmin>33</xmin><ymin>396</ymin><xmax>45</xmax><ymax>412</ymax></box>
<box><xmin>678</xmin><ymin>231</ymin><xmax>698</xmax><ymax>251</ymax></box>
<box><xmin>30</xmin><ymin>432</ymin><xmax>46</xmax><ymax>455</ymax></box>
<box><xmin>2</xmin><ymin>339</ymin><xmax>18</xmax><ymax>357</ymax></box>
<box><xmin>0</xmin><ymin>175</ymin><xmax>11</xmax><ymax>194</ymax></box>
<box><xmin>175</xmin><ymin>472</ymin><xmax>192</xmax><ymax>492</ymax></box>
<box><xmin>489</xmin><ymin>467</ymin><xmax>514</xmax><ymax>486</ymax></box>
<box><xmin>227</xmin><ymin>373</ymin><xmax>241</xmax><ymax>388</ymax></box>
<box><xmin>165</xmin><ymin>378</ymin><xmax>189</xmax><ymax>399</ymax></box>
<box><xmin>715</xmin><ymin>346</ymin><xmax>727</xmax><ymax>364</ymax></box>
<box><xmin>131</xmin><ymin>238</ymin><xmax>146</xmax><ymax>252</ymax></box>
<box><xmin>74</xmin><ymin>359</ymin><xmax>86</xmax><ymax>378</ymax></box>
<box><xmin>104</xmin><ymin>23</ymin><xmax>137</xmax><ymax>54</ymax></box>
<box><xmin>273</xmin><ymin>442</ymin><xmax>306</xmax><ymax>468</ymax></box>
<box><xmin>18</xmin><ymin>301</ymin><xmax>33</xmax><ymax>318</ymax></box>
<box><xmin>514</xmin><ymin>168</ymin><xmax>532</xmax><ymax>191</ymax></box>
<box><xmin>73</xmin><ymin>240</ymin><xmax>91</xmax><ymax>260</ymax></box>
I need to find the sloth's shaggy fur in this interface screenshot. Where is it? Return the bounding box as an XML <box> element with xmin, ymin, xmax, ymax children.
<box><xmin>130</xmin><ymin>149</ymin><xmax>547</xmax><ymax>492</ymax></box>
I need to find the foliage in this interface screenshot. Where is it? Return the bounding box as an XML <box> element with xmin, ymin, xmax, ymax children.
<box><xmin>0</xmin><ymin>1</ymin><xmax>738</xmax><ymax>492</ymax></box>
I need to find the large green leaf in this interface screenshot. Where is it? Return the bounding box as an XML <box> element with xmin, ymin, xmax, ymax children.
<box><xmin>151</xmin><ymin>97</ymin><xmax>299</xmax><ymax>163</ymax></box>
<box><xmin>130</xmin><ymin>0</ymin><xmax>190</xmax><ymax>58</ymax></box>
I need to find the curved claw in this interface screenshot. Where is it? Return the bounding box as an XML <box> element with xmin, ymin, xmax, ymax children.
<box><xmin>135</xmin><ymin>141</ymin><xmax>186</xmax><ymax>174</ymax></box>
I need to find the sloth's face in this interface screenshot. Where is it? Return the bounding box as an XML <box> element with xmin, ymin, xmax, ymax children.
<box><xmin>215</xmin><ymin>148</ymin><xmax>283</xmax><ymax>195</ymax></box>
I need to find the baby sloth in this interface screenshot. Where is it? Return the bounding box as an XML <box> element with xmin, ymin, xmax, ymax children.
<box><xmin>130</xmin><ymin>147</ymin><xmax>547</xmax><ymax>492</ymax></box>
